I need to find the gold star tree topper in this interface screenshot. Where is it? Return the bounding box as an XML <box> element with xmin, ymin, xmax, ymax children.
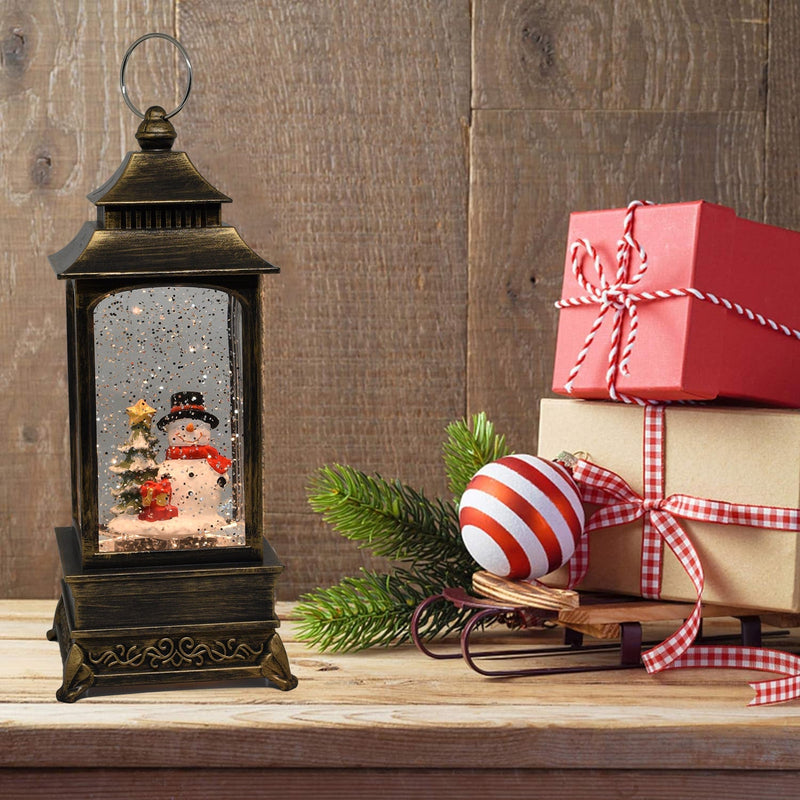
<box><xmin>126</xmin><ymin>399</ymin><xmax>156</xmax><ymax>427</ymax></box>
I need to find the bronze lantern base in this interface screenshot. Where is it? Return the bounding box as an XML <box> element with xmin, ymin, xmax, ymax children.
<box><xmin>48</xmin><ymin>528</ymin><xmax>297</xmax><ymax>702</ymax></box>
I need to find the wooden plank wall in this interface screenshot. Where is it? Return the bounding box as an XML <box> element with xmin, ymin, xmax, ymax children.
<box><xmin>0</xmin><ymin>1</ymin><xmax>792</xmax><ymax>599</ymax></box>
<box><xmin>0</xmin><ymin>0</ymin><xmax>175</xmax><ymax>599</ymax></box>
<box><xmin>175</xmin><ymin>1</ymin><xmax>471</xmax><ymax>595</ymax></box>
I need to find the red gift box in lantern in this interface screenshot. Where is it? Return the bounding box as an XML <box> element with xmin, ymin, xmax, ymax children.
<box><xmin>138</xmin><ymin>478</ymin><xmax>179</xmax><ymax>522</ymax></box>
<box><xmin>552</xmin><ymin>201</ymin><xmax>800</xmax><ymax>405</ymax></box>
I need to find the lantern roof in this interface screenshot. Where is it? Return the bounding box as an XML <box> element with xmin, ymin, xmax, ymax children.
<box><xmin>49</xmin><ymin>106</ymin><xmax>279</xmax><ymax>280</ymax></box>
<box><xmin>87</xmin><ymin>150</ymin><xmax>232</xmax><ymax>206</ymax></box>
<box><xmin>49</xmin><ymin>223</ymin><xmax>279</xmax><ymax>279</ymax></box>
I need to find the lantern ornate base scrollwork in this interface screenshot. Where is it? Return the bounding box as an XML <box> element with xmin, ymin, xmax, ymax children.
<box><xmin>47</xmin><ymin>528</ymin><xmax>297</xmax><ymax>702</ymax></box>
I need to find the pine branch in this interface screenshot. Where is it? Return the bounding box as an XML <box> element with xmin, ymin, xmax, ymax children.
<box><xmin>297</xmin><ymin>413</ymin><xmax>512</xmax><ymax>653</ymax></box>
<box><xmin>294</xmin><ymin>566</ymin><xmax>475</xmax><ymax>652</ymax></box>
<box><xmin>307</xmin><ymin>465</ymin><xmax>472</xmax><ymax>571</ymax></box>
<box><xmin>443</xmin><ymin>412</ymin><xmax>511</xmax><ymax>503</ymax></box>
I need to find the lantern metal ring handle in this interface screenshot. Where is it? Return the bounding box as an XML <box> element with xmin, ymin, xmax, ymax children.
<box><xmin>120</xmin><ymin>32</ymin><xmax>193</xmax><ymax>120</ymax></box>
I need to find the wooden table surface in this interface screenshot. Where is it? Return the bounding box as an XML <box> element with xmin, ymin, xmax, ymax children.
<box><xmin>3</xmin><ymin>600</ymin><xmax>800</xmax><ymax>799</ymax></box>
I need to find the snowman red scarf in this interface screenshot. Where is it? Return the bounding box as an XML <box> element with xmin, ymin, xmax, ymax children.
<box><xmin>166</xmin><ymin>445</ymin><xmax>232</xmax><ymax>474</ymax></box>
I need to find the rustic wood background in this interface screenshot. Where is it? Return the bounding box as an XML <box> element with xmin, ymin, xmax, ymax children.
<box><xmin>0</xmin><ymin>1</ymin><xmax>790</xmax><ymax>599</ymax></box>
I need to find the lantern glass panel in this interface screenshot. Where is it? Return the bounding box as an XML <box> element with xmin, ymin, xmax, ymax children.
<box><xmin>94</xmin><ymin>285</ymin><xmax>245</xmax><ymax>553</ymax></box>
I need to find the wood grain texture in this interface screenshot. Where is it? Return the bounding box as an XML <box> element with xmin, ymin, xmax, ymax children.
<box><xmin>472</xmin><ymin>0</ymin><xmax>768</xmax><ymax>111</ymax></box>
<box><xmin>175</xmin><ymin>0</ymin><xmax>471</xmax><ymax>597</ymax></box>
<box><xmin>558</xmin><ymin>599</ymin><xmax>763</xmax><ymax>626</ymax></box>
<box><xmin>4</xmin><ymin>599</ymin><xmax>800</xmax><ymax>798</ymax></box>
<box><xmin>764</xmin><ymin>0</ymin><xmax>800</xmax><ymax>229</ymax></box>
<box><xmin>0</xmin><ymin>0</ymin><xmax>174</xmax><ymax>599</ymax></box>
<box><xmin>4</xmin><ymin>769</ymin><xmax>800</xmax><ymax>800</ymax></box>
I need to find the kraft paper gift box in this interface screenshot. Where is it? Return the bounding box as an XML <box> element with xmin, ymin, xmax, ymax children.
<box><xmin>552</xmin><ymin>201</ymin><xmax>800</xmax><ymax>405</ymax></box>
<box><xmin>537</xmin><ymin>398</ymin><xmax>800</xmax><ymax>613</ymax></box>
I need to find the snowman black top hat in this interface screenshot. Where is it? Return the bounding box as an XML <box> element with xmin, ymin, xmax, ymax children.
<box><xmin>156</xmin><ymin>391</ymin><xmax>220</xmax><ymax>430</ymax></box>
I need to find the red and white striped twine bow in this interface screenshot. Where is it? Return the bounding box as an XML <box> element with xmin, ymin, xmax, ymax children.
<box><xmin>555</xmin><ymin>200</ymin><xmax>800</xmax><ymax>405</ymax></box>
<box><xmin>566</xmin><ymin>405</ymin><xmax>800</xmax><ymax>706</ymax></box>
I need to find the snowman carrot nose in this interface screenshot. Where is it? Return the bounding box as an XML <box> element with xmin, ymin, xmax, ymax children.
<box><xmin>186</xmin><ymin>422</ymin><xmax>195</xmax><ymax>432</ymax></box>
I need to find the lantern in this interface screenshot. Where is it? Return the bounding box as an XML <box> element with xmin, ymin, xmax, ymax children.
<box><xmin>46</xmin><ymin>34</ymin><xmax>296</xmax><ymax>701</ymax></box>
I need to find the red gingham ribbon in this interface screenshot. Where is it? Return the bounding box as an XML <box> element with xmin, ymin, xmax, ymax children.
<box><xmin>556</xmin><ymin>201</ymin><xmax>800</xmax><ymax>405</ymax></box>
<box><xmin>566</xmin><ymin>405</ymin><xmax>800</xmax><ymax>705</ymax></box>
<box><xmin>663</xmin><ymin>647</ymin><xmax>800</xmax><ymax>706</ymax></box>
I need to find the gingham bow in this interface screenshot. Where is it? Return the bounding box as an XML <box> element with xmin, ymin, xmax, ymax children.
<box><xmin>566</xmin><ymin>405</ymin><xmax>800</xmax><ymax>705</ymax></box>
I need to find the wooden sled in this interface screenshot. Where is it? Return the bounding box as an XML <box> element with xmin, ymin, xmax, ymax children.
<box><xmin>411</xmin><ymin>572</ymin><xmax>796</xmax><ymax>678</ymax></box>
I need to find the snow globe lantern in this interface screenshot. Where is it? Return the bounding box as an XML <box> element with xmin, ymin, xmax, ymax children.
<box><xmin>46</xmin><ymin>34</ymin><xmax>296</xmax><ymax>701</ymax></box>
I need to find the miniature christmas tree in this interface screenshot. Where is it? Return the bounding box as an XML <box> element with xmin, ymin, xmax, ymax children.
<box><xmin>109</xmin><ymin>399</ymin><xmax>161</xmax><ymax>517</ymax></box>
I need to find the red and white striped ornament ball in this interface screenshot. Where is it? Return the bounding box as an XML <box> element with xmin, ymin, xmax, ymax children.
<box><xmin>459</xmin><ymin>455</ymin><xmax>585</xmax><ymax>582</ymax></box>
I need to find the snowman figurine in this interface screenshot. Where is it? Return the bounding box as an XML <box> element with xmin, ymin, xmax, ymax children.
<box><xmin>156</xmin><ymin>391</ymin><xmax>232</xmax><ymax>533</ymax></box>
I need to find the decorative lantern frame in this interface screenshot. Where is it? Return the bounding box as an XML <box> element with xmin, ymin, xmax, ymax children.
<box><xmin>54</xmin><ymin>143</ymin><xmax>270</xmax><ymax>570</ymax></box>
<box><xmin>46</xmin><ymin>49</ymin><xmax>296</xmax><ymax>701</ymax></box>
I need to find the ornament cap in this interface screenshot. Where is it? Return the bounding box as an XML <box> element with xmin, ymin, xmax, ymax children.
<box><xmin>136</xmin><ymin>105</ymin><xmax>176</xmax><ymax>151</ymax></box>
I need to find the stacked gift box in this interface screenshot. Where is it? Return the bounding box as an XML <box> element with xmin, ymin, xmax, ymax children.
<box><xmin>538</xmin><ymin>200</ymin><xmax>800</xmax><ymax>614</ymax></box>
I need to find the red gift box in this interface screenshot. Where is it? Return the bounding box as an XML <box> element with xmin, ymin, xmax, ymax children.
<box><xmin>552</xmin><ymin>200</ymin><xmax>800</xmax><ymax>405</ymax></box>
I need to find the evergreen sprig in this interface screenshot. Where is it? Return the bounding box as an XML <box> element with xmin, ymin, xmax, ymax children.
<box><xmin>443</xmin><ymin>412</ymin><xmax>510</xmax><ymax>502</ymax></box>
<box><xmin>295</xmin><ymin>412</ymin><xmax>510</xmax><ymax>652</ymax></box>
<box><xmin>307</xmin><ymin>465</ymin><xmax>466</xmax><ymax>566</ymax></box>
<box><xmin>294</xmin><ymin>567</ymin><xmax>474</xmax><ymax>653</ymax></box>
